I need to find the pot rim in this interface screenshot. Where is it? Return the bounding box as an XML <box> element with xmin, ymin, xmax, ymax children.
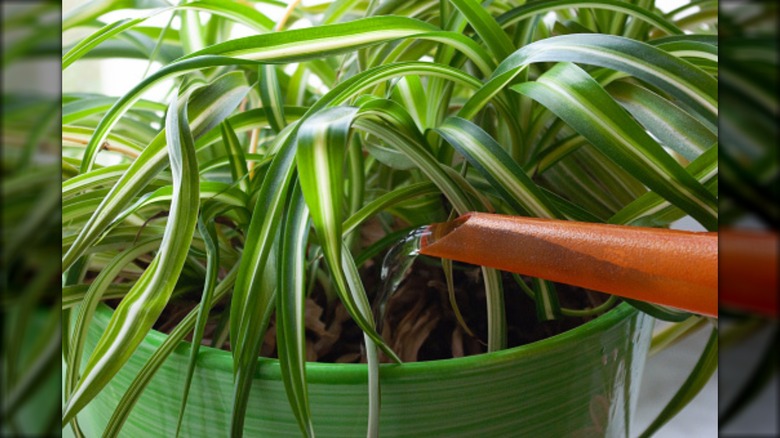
<box><xmin>93</xmin><ymin>301</ymin><xmax>638</xmax><ymax>382</ymax></box>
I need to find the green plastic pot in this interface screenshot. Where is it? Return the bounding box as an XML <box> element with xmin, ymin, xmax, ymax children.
<box><xmin>74</xmin><ymin>303</ymin><xmax>652</xmax><ymax>437</ymax></box>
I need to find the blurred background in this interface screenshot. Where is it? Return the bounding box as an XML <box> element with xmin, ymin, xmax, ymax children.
<box><xmin>717</xmin><ymin>0</ymin><xmax>779</xmax><ymax>436</ymax></box>
<box><xmin>1</xmin><ymin>1</ymin><xmax>61</xmax><ymax>436</ymax></box>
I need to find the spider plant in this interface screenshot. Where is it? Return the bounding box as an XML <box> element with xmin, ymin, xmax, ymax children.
<box><xmin>62</xmin><ymin>0</ymin><xmax>718</xmax><ymax>436</ymax></box>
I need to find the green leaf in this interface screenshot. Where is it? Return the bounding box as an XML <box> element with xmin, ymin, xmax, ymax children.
<box><xmin>460</xmin><ymin>33</ymin><xmax>717</xmax><ymax>128</ymax></box>
<box><xmin>75</xmin><ymin>17</ymin><xmax>493</xmax><ymax>174</ymax></box>
<box><xmin>64</xmin><ymin>15</ymin><xmax>152</xmax><ymax>70</ymax></box>
<box><xmin>343</xmin><ymin>182</ymin><xmax>439</xmax><ymax>236</ymax></box>
<box><xmin>295</xmin><ymin>106</ymin><xmax>399</xmax><ymax>362</ymax></box>
<box><xmin>183</xmin><ymin>16</ymin><xmax>464</xmax><ymax>66</ymax></box>
<box><xmin>532</xmin><ymin>278</ymin><xmax>562</xmax><ymax>322</ymax></box>
<box><xmin>108</xmin><ymin>181</ymin><xmax>248</xmax><ymax>228</ymax></box>
<box><xmin>63</xmin><ymin>125</ymin><xmax>145</xmax><ymax>157</ymax></box>
<box><xmin>62</xmin><ymin>284</ymin><xmax>131</xmax><ymax>309</ymax></box>
<box><xmin>364</xmin><ymin>138</ymin><xmax>417</xmax><ymax>170</ymax></box>
<box><xmin>175</xmin><ymin>210</ymin><xmax>221</xmax><ymax>437</ymax></box>
<box><xmin>276</xmin><ymin>188</ymin><xmax>314</xmax><ymax>437</ymax></box>
<box><xmin>607</xmin><ymin>81</ymin><xmax>716</xmax><ymax>161</ymax></box>
<box><xmin>62</xmin><ymin>96</ymin><xmax>166</xmax><ymax>125</ymax></box>
<box><xmin>63</xmin><ymin>71</ymin><xmax>249</xmax><ymax>270</ymax></box>
<box><xmin>230</xmin><ymin>126</ymin><xmax>297</xmax><ymax>373</ymax></box>
<box><xmin>437</xmin><ymin>117</ymin><xmax>561</xmax><ymax>218</ymax></box>
<box><xmin>391</xmin><ymin>75</ymin><xmax>428</xmax><ymax>131</ymax></box>
<box><xmin>219</xmin><ymin>120</ymin><xmax>250</xmax><ymax>193</ymax></box>
<box><xmin>512</xmin><ymin>62</ymin><xmax>717</xmax><ymax>230</ymax></box>
<box><xmin>623</xmin><ymin>299</ymin><xmax>693</xmax><ymax>322</ymax></box>
<box><xmin>231</xmin><ymin>236</ymin><xmax>278</xmax><ymax>438</ymax></box>
<box><xmin>448</xmin><ymin>0</ymin><xmax>515</xmax><ymax>61</ymax></box>
<box><xmin>64</xmin><ymin>238</ymin><xmax>161</xmax><ymax>406</ymax></box>
<box><xmin>196</xmin><ymin>107</ymin><xmax>307</xmax><ymax>151</ymax></box>
<box><xmin>259</xmin><ymin>65</ymin><xmax>287</xmax><ymax>134</ymax></box>
<box><xmin>354</xmin><ymin>100</ymin><xmax>474</xmax><ymax>214</ymax></box>
<box><xmin>63</xmin><ymin>1</ymin><xmax>275</xmax><ymax>69</ymax></box>
<box><xmin>497</xmin><ymin>0</ymin><xmax>683</xmax><ymax>36</ymax></box>
<box><xmin>528</xmin><ymin>134</ymin><xmax>588</xmax><ymax>175</ymax></box>
<box><xmin>341</xmin><ymin>249</ymin><xmax>383</xmax><ymax>436</ymax></box>
<box><xmin>481</xmin><ymin>262</ymin><xmax>507</xmax><ymax>351</ymax></box>
<box><xmin>62</xmin><ymin>93</ymin><xmax>201</xmax><ymax>425</ymax></box>
<box><xmin>610</xmin><ymin>145</ymin><xmax>717</xmax><ymax>227</ymax></box>
<box><xmin>63</xmin><ymin>0</ymin><xmax>168</xmax><ymax>30</ymax></box>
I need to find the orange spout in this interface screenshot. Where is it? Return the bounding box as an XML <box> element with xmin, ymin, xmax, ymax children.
<box><xmin>419</xmin><ymin>213</ymin><xmax>718</xmax><ymax>318</ymax></box>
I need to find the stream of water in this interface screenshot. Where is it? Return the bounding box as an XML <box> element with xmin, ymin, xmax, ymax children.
<box><xmin>373</xmin><ymin>226</ymin><xmax>429</xmax><ymax>332</ymax></box>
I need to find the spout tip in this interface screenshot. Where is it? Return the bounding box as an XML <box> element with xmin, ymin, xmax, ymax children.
<box><xmin>420</xmin><ymin>213</ymin><xmax>472</xmax><ymax>252</ymax></box>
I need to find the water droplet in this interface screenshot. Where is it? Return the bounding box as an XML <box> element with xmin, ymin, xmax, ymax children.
<box><xmin>374</xmin><ymin>226</ymin><xmax>430</xmax><ymax>332</ymax></box>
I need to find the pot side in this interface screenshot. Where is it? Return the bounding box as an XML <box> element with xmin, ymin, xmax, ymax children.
<box><xmin>73</xmin><ymin>303</ymin><xmax>652</xmax><ymax>437</ymax></box>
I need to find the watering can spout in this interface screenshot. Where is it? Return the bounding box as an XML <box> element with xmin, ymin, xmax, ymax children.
<box><xmin>418</xmin><ymin>213</ymin><xmax>742</xmax><ymax>319</ymax></box>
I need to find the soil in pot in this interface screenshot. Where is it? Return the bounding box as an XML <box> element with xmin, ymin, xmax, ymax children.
<box><xmin>145</xmin><ymin>255</ymin><xmax>613</xmax><ymax>364</ymax></box>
